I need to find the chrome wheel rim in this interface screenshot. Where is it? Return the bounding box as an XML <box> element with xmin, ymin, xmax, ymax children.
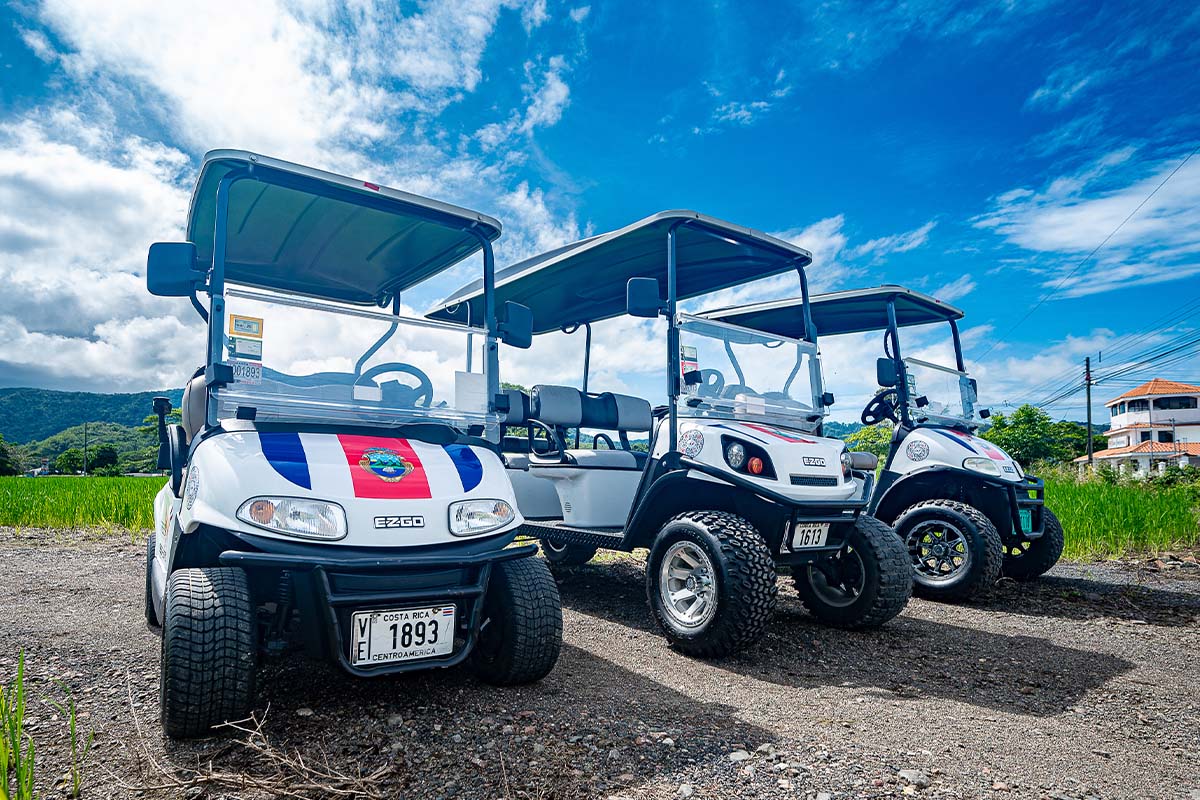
<box><xmin>545</xmin><ymin>539</ymin><xmax>567</xmax><ymax>553</ymax></box>
<box><xmin>1006</xmin><ymin>540</ymin><xmax>1032</xmax><ymax>558</ymax></box>
<box><xmin>806</xmin><ymin>545</ymin><xmax>866</xmax><ymax>608</ymax></box>
<box><xmin>659</xmin><ymin>541</ymin><xmax>718</xmax><ymax>629</ymax></box>
<box><xmin>907</xmin><ymin>520</ymin><xmax>970</xmax><ymax>582</ymax></box>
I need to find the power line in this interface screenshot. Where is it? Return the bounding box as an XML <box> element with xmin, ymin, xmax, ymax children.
<box><xmin>974</xmin><ymin>143</ymin><xmax>1200</xmax><ymax>362</ymax></box>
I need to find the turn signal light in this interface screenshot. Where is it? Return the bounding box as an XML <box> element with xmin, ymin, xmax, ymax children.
<box><xmin>747</xmin><ymin>457</ymin><xmax>764</xmax><ymax>475</ymax></box>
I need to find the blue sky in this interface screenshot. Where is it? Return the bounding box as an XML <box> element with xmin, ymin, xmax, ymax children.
<box><xmin>0</xmin><ymin>0</ymin><xmax>1197</xmax><ymax>423</ymax></box>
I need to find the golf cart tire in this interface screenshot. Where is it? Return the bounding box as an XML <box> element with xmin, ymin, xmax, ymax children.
<box><xmin>144</xmin><ymin>531</ymin><xmax>160</xmax><ymax>631</ymax></box>
<box><xmin>160</xmin><ymin>568</ymin><xmax>257</xmax><ymax>739</ymax></box>
<box><xmin>794</xmin><ymin>515</ymin><xmax>911</xmax><ymax>628</ymax></box>
<box><xmin>540</xmin><ymin>539</ymin><xmax>598</xmax><ymax>567</ymax></box>
<box><xmin>646</xmin><ymin>511</ymin><xmax>777</xmax><ymax>658</ymax></box>
<box><xmin>1003</xmin><ymin>508</ymin><xmax>1065</xmax><ymax>581</ymax></box>
<box><xmin>894</xmin><ymin>499</ymin><xmax>1004</xmax><ymax>602</ymax></box>
<box><xmin>472</xmin><ymin>557</ymin><xmax>563</xmax><ymax>686</ymax></box>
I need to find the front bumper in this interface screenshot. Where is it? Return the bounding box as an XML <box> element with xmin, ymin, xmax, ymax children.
<box><xmin>1010</xmin><ymin>475</ymin><xmax>1046</xmax><ymax>539</ymax></box>
<box><xmin>218</xmin><ymin>532</ymin><xmax>536</xmax><ymax>677</ymax></box>
<box><xmin>680</xmin><ymin>457</ymin><xmax>875</xmax><ymax>565</ymax></box>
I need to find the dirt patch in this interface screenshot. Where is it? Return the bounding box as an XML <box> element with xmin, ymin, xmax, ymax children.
<box><xmin>1</xmin><ymin>528</ymin><xmax>1198</xmax><ymax>799</ymax></box>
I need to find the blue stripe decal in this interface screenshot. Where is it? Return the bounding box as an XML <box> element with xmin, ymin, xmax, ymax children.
<box><xmin>711</xmin><ymin>423</ymin><xmax>768</xmax><ymax>445</ymax></box>
<box><xmin>443</xmin><ymin>444</ymin><xmax>483</xmax><ymax>491</ymax></box>
<box><xmin>259</xmin><ymin>432</ymin><xmax>311</xmax><ymax>489</ymax></box>
<box><xmin>929</xmin><ymin>428</ymin><xmax>978</xmax><ymax>454</ymax></box>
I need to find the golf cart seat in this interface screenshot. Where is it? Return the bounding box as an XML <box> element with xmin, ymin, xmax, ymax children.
<box><xmin>526</xmin><ymin>385</ymin><xmax>652</xmax><ymax>527</ymax></box>
<box><xmin>181</xmin><ymin>368</ymin><xmax>207</xmax><ymax>443</ymax></box>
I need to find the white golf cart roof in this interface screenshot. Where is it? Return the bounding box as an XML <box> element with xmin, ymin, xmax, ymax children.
<box><xmin>426</xmin><ymin>210</ymin><xmax>812</xmax><ymax>333</ymax></box>
<box><xmin>701</xmin><ymin>285</ymin><xmax>963</xmax><ymax>339</ymax></box>
<box><xmin>187</xmin><ymin>150</ymin><xmax>502</xmax><ymax>305</ymax></box>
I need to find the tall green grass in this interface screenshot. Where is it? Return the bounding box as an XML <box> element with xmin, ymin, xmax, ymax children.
<box><xmin>1045</xmin><ymin>477</ymin><xmax>1200</xmax><ymax>559</ymax></box>
<box><xmin>0</xmin><ymin>476</ymin><xmax>162</xmax><ymax>530</ymax></box>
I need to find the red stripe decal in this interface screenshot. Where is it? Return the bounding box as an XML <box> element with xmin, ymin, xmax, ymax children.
<box><xmin>337</xmin><ymin>435</ymin><xmax>432</xmax><ymax>499</ymax></box>
<box><xmin>742</xmin><ymin>423</ymin><xmax>814</xmax><ymax>444</ymax></box>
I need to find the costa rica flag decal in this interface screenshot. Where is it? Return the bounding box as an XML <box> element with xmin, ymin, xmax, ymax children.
<box><xmin>337</xmin><ymin>435</ymin><xmax>432</xmax><ymax>499</ymax></box>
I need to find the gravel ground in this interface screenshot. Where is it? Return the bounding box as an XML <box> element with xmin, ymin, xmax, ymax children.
<box><xmin>1</xmin><ymin>527</ymin><xmax>1198</xmax><ymax>800</ymax></box>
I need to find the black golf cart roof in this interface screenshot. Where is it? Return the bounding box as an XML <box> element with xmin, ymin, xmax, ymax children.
<box><xmin>426</xmin><ymin>211</ymin><xmax>812</xmax><ymax>333</ymax></box>
<box><xmin>701</xmin><ymin>285</ymin><xmax>963</xmax><ymax>338</ymax></box>
<box><xmin>186</xmin><ymin>150</ymin><xmax>502</xmax><ymax>305</ymax></box>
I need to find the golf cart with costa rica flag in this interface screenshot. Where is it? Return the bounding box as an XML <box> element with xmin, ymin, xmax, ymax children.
<box><xmin>429</xmin><ymin>212</ymin><xmax>911</xmax><ymax>657</ymax></box>
<box><xmin>701</xmin><ymin>286</ymin><xmax>1063</xmax><ymax>601</ymax></box>
<box><xmin>144</xmin><ymin>150</ymin><xmax>561</xmax><ymax>738</ymax></box>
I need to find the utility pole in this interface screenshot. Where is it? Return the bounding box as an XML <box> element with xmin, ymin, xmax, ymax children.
<box><xmin>1085</xmin><ymin>356</ymin><xmax>1094</xmax><ymax>470</ymax></box>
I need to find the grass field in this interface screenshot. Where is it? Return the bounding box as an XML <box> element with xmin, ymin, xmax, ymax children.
<box><xmin>0</xmin><ymin>475</ymin><xmax>1197</xmax><ymax>560</ymax></box>
<box><xmin>1045</xmin><ymin>477</ymin><xmax>1200</xmax><ymax>560</ymax></box>
<box><xmin>0</xmin><ymin>476</ymin><xmax>161</xmax><ymax>531</ymax></box>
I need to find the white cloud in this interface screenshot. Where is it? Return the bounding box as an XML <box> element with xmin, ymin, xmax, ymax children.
<box><xmin>973</xmin><ymin>147</ymin><xmax>1200</xmax><ymax>298</ymax></box>
<box><xmin>519</xmin><ymin>56</ymin><xmax>572</xmax><ymax>134</ymax></box>
<box><xmin>934</xmin><ymin>274</ymin><xmax>976</xmax><ymax>302</ymax></box>
<box><xmin>1025</xmin><ymin>63</ymin><xmax>1101</xmax><ymax>111</ymax></box>
<box><xmin>848</xmin><ymin>220</ymin><xmax>936</xmax><ymax>260</ymax></box>
<box><xmin>568</xmin><ymin>6</ymin><xmax>590</xmax><ymax>23</ymax></box>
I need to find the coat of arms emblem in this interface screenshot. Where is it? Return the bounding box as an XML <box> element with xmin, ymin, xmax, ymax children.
<box><xmin>359</xmin><ymin>447</ymin><xmax>415</xmax><ymax>482</ymax></box>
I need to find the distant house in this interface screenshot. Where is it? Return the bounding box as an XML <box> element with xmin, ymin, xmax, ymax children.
<box><xmin>1076</xmin><ymin>378</ymin><xmax>1200</xmax><ymax>474</ymax></box>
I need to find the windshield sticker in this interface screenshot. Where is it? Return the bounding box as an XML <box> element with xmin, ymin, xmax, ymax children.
<box><xmin>230</xmin><ymin>337</ymin><xmax>263</xmax><ymax>360</ymax></box>
<box><xmin>680</xmin><ymin>345</ymin><xmax>698</xmax><ymax>374</ymax></box>
<box><xmin>230</xmin><ymin>360</ymin><xmax>262</xmax><ymax>384</ymax></box>
<box><xmin>229</xmin><ymin>314</ymin><xmax>263</xmax><ymax>338</ymax></box>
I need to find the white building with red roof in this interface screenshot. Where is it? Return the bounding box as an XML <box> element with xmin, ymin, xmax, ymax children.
<box><xmin>1076</xmin><ymin>378</ymin><xmax>1200</xmax><ymax>473</ymax></box>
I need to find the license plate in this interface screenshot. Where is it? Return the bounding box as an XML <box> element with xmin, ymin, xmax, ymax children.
<box><xmin>1019</xmin><ymin>509</ymin><xmax>1032</xmax><ymax>533</ymax></box>
<box><xmin>350</xmin><ymin>605</ymin><xmax>455</xmax><ymax>666</ymax></box>
<box><xmin>792</xmin><ymin>522</ymin><xmax>830</xmax><ymax>549</ymax></box>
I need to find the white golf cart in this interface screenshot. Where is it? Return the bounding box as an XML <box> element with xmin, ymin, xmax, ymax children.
<box><xmin>701</xmin><ymin>286</ymin><xmax>1063</xmax><ymax>600</ymax></box>
<box><xmin>144</xmin><ymin>151</ymin><xmax>561</xmax><ymax>738</ymax></box>
<box><xmin>429</xmin><ymin>212</ymin><xmax>910</xmax><ymax>657</ymax></box>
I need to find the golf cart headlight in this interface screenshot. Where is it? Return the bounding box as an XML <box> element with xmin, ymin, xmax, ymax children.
<box><xmin>725</xmin><ymin>442</ymin><xmax>746</xmax><ymax>469</ymax></box>
<box><xmin>448</xmin><ymin>499</ymin><xmax>515</xmax><ymax>536</ymax></box>
<box><xmin>963</xmin><ymin>457</ymin><xmax>1002</xmax><ymax>477</ymax></box>
<box><xmin>840</xmin><ymin>450</ymin><xmax>853</xmax><ymax>475</ymax></box>
<box><xmin>237</xmin><ymin>496</ymin><xmax>347</xmax><ymax>540</ymax></box>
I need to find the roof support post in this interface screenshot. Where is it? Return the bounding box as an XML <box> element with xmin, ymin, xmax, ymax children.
<box><xmin>949</xmin><ymin>319</ymin><xmax>966</xmax><ymax>372</ymax></box>
<box><xmin>471</xmin><ymin>229</ymin><xmax>500</xmax><ymax>414</ymax></box>
<box><xmin>886</xmin><ymin>296</ymin><xmax>912</xmax><ymax>428</ymax></box>
<box><xmin>205</xmin><ymin>167</ymin><xmax>250</xmax><ymax>428</ymax></box>
<box><xmin>666</xmin><ymin>221</ymin><xmax>684</xmax><ymax>452</ymax></box>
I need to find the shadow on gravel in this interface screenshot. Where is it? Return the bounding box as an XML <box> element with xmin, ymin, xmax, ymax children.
<box><xmin>157</xmin><ymin>642</ymin><xmax>775</xmax><ymax>799</ymax></box>
<box><xmin>980</xmin><ymin>573</ymin><xmax>1200</xmax><ymax>628</ymax></box>
<box><xmin>554</xmin><ymin>560</ymin><xmax>1135</xmax><ymax>718</ymax></box>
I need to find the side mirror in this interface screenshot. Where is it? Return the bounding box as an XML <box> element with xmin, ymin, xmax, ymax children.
<box><xmin>876</xmin><ymin>357</ymin><xmax>898</xmax><ymax>388</ymax></box>
<box><xmin>979</xmin><ymin>408</ymin><xmax>991</xmax><ymax>419</ymax></box>
<box><xmin>147</xmin><ymin>242</ymin><xmax>203</xmax><ymax>297</ymax></box>
<box><xmin>821</xmin><ymin>391</ymin><xmax>835</xmax><ymax>407</ymax></box>
<box><xmin>498</xmin><ymin>301</ymin><xmax>533</xmax><ymax>349</ymax></box>
<box><xmin>626</xmin><ymin>277</ymin><xmax>664</xmax><ymax>318</ymax></box>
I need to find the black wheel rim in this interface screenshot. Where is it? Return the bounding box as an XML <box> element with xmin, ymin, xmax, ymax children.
<box><xmin>806</xmin><ymin>546</ymin><xmax>866</xmax><ymax>607</ymax></box>
<box><xmin>906</xmin><ymin>519</ymin><xmax>971</xmax><ymax>583</ymax></box>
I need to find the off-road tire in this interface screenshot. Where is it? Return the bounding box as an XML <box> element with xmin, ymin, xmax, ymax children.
<box><xmin>646</xmin><ymin>511</ymin><xmax>777</xmax><ymax>658</ymax></box>
<box><xmin>144</xmin><ymin>531</ymin><xmax>160</xmax><ymax>630</ymax></box>
<box><xmin>794</xmin><ymin>515</ymin><xmax>911</xmax><ymax>628</ymax></box>
<box><xmin>1003</xmin><ymin>508</ymin><xmax>1065</xmax><ymax>581</ymax></box>
<box><xmin>540</xmin><ymin>539</ymin><xmax>598</xmax><ymax>567</ymax></box>
<box><xmin>472</xmin><ymin>557</ymin><xmax>563</xmax><ymax>685</ymax></box>
<box><xmin>893</xmin><ymin>500</ymin><xmax>1004</xmax><ymax>602</ymax></box>
<box><xmin>160</xmin><ymin>568</ymin><xmax>257</xmax><ymax>739</ymax></box>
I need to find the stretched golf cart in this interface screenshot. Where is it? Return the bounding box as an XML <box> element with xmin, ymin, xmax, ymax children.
<box><xmin>144</xmin><ymin>151</ymin><xmax>561</xmax><ymax>738</ymax></box>
<box><xmin>429</xmin><ymin>212</ymin><xmax>910</xmax><ymax>657</ymax></box>
<box><xmin>701</xmin><ymin>286</ymin><xmax>1063</xmax><ymax>601</ymax></box>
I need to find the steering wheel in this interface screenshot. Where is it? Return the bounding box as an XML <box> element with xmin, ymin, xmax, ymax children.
<box><xmin>695</xmin><ymin>369</ymin><xmax>725</xmax><ymax>398</ymax></box>
<box><xmin>861</xmin><ymin>389</ymin><xmax>900</xmax><ymax>426</ymax></box>
<box><xmin>593</xmin><ymin>433</ymin><xmax>616</xmax><ymax>450</ymax></box>
<box><xmin>357</xmin><ymin>362</ymin><xmax>435</xmax><ymax>408</ymax></box>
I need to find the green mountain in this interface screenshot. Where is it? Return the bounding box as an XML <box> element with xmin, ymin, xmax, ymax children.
<box><xmin>0</xmin><ymin>387</ymin><xmax>183</xmax><ymax>444</ymax></box>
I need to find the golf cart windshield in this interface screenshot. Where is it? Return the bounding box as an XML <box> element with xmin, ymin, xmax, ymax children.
<box><xmin>211</xmin><ymin>287</ymin><xmax>493</xmax><ymax>430</ymax></box>
<box><xmin>903</xmin><ymin>357</ymin><xmax>977</xmax><ymax>425</ymax></box>
<box><xmin>678</xmin><ymin>315</ymin><xmax>820</xmax><ymax>431</ymax></box>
